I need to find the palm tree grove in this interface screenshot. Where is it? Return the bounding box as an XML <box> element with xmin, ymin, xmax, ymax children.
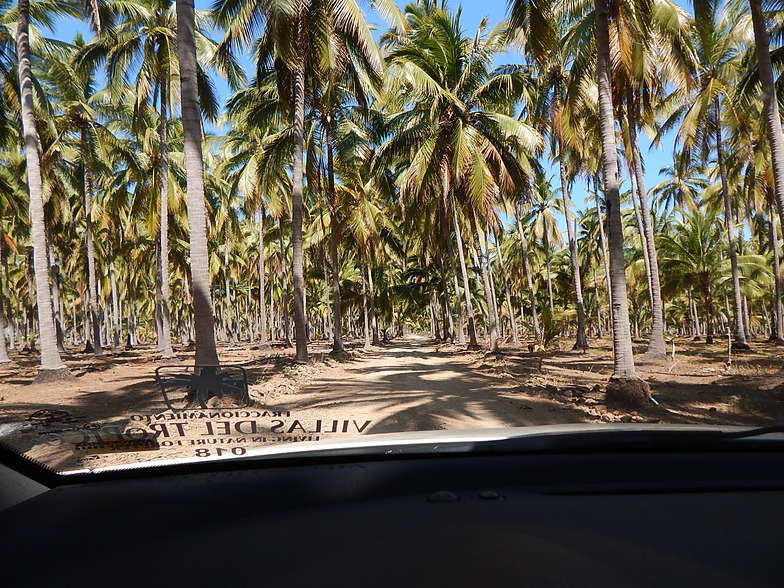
<box><xmin>3</xmin><ymin>0</ymin><xmax>784</xmax><ymax>467</ymax></box>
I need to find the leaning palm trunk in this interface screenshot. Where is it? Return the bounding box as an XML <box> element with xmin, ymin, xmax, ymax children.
<box><xmin>0</xmin><ymin>241</ymin><xmax>10</xmax><ymax>363</ymax></box>
<box><xmin>768</xmin><ymin>200</ymin><xmax>783</xmax><ymax>342</ymax></box>
<box><xmin>514</xmin><ymin>203</ymin><xmax>541</xmax><ymax>341</ymax></box>
<box><xmin>714</xmin><ymin>99</ymin><xmax>749</xmax><ymax>349</ymax></box>
<box><xmin>477</xmin><ymin>236</ymin><xmax>499</xmax><ymax>353</ymax></box>
<box><xmin>17</xmin><ymin>0</ymin><xmax>67</xmax><ymax>376</ymax></box>
<box><xmin>109</xmin><ymin>255</ymin><xmax>120</xmax><ymax>350</ymax></box>
<box><xmin>544</xmin><ymin>238</ymin><xmax>555</xmax><ymax>312</ymax></box>
<box><xmin>451</xmin><ymin>198</ymin><xmax>479</xmax><ymax>348</ymax></box>
<box><xmin>595</xmin><ymin>0</ymin><xmax>647</xmax><ymax>403</ymax></box>
<box><xmin>290</xmin><ymin>17</ymin><xmax>308</xmax><ymax>362</ymax></box>
<box><xmin>750</xmin><ymin>0</ymin><xmax>784</xmax><ymax>236</ymax></box>
<box><xmin>494</xmin><ymin>227</ymin><xmax>519</xmax><ymax>344</ymax></box>
<box><xmin>367</xmin><ymin>264</ymin><xmax>380</xmax><ymax>344</ymax></box>
<box><xmin>362</xmin><ymin>267</ymin><xmax>370</xmax><ymax>347</ymax></box>
<box><xmin>627</xmin><ymin>158</ymin><xmax>654</xmax><ymax>305</ymax></box>
<box><xmin>278</xmin><ymin>219</ymin><xmax>292</xmax><ymax>346</ymax></box>
<box><xmin>483</xmin><ymin>226</ymin><xmax>501</xmax><ymax>348</ymax></box>
<box><xmin>82</xmin><ymin>140</ymin><xmax>104</xmax><ymax>358</ymax></box>
<box><xmin>157</xmin><ymin>80</ymin><xmax>176</xmax><ymax>359</ymax></box>
<box><xmin>0</xmin><ymin>300</ymin><xmax>9</xmax><ymax>363</ymax></box>
<box><xmin>328</xmin><ymin>223</ymin><xmax>344</xmax><ymax>353</ymax></box>
<box><xmin>486</xmin><ymin>232</ymin><xmax>501</xmax><ymax>335</ymax></box>
<box><xmin>326</xmin><ymin>121</ymin><xmax>344</xmax><ymax>354</ymax></box>
<box><xmin>176</xmin><ymin>0</ymin><xmax>219</xmax><ymax>366</ymax></box>
<box><xmin>48</xmin><ymin>245</ymin><xmax>65</xmax><ymax>352</ymax></box>
<box><xmin>452</xmin><ymin>271</ymin><xmax>466</xmax><ymax>344</ymax></box>
<box><xmin>594</xmin><ymin>185</ymin><xmax>613</xmax><ymax>324</ymax></box>
<box><xmin>629</xmin><ymin>116</ymin><xmax>666</xmax><ymax>355</ymax></box>
<box><xmin>446</xmin><ymin>240</ymin><xmax>466</xmax><ymax>345</ymax></box>
<box><xmin>559</xmin><ymin>151</ymin><xmax>588</xmax><ymax>350</ymax></box>
<box><xmin>257</xmin><ymin>207</ymin><xmax>267</xmax><ymax>342</ymax></box>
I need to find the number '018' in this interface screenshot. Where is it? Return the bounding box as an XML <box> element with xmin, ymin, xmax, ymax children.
<box><xmin>194</xmin><ymin>447</ymin><xmax>247</xmax><ymax>458</ymax></box>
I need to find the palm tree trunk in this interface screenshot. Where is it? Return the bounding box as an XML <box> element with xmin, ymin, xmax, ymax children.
<box><xmin>157</xmin><ymin>80</ymin><xmax>176</xmax><ymax>359</ymax></box>
<box><xmin>445</xmin><ymin>241</ymin><xmax>466</xmax><ymax>345</ymax></box>
<box><xmin>559</xmin><ymin>149</ymin><xmax>588</xmax><ymax>350</ymax></box>
<box><xmin>17</xmin><ymin>0</ymin><xmax>67</xmax><ymax>375</ymax></box>
<box><xmin>278</xmin><ymin>219</ymin><xmax>292</xmax><ymax>347</ymax></box>
<box><xmin>477</xmin><ymin>236</ymin><xmax>499</xmax><ymax>352</ymax></box>
<box><xmin>627</xmin><ymin>157</ymin><xmax>654</xmax><ymax>307</ymax></box>
<box><xmin>514</xmin><ymin>202</ymin><xmax>541</xmax><ymax>340</ymax></box>
<box><xmin>154</xmin><ymin>241</ymin><xmax>163</xmax><ymax>350</ymax></box>
<box><xmin>593</xmin><ymin>264</ymin><xmax>603</xmax><ymax>338</ymax></box>
<box><xmin>743</xmin><ymin>295</ymin><xmax>752</xmax><ymax>340</ymax></box>
<box><xmin>705</xmin><ymin>283</ymin><xmax>716</xmax><ymax>345</ymax></box>
<box><xmin>631</xmin><ymin>132</ymin><xmax>665</xmax><ymax>355</ymax></box>
<box><xmin>176</xmin><ymin>0</ymin><xmax>219</xmax><ymax>366</ymax></box>
<box><xmin>0</xmin><ymin>299</ymin><xmax>9</xmax><ymax>363</ymax></box>
<box><xmin>269</xmin><ymin>274</ymin><xmax>276</xmax><ymax>342</ymax></box>
<box><xmin>362</xmin><ymin>264</ymin><xmax>370</xmax><ymax>347</ymax></box>
<box><xmin>430</xmin><ymin>293</ymin><xmax>438</xmax><ymax>340</ymax></box>
<box><xmin>494</xmin><ymin>227</ymin><xmax>519</xmax><ymax>344</ymax></box>
<box><xmin>451</xmin><ymin>199</ymin><xmax>479</xmax><ymax>348</ymax></box>
<box><xmin>750</xmin><ymin>0</ymin><xmax>784</xmax><ymax>236</ymax></box>
<box><xmin>545</xmin><ymin>239</ymin><xmax>555</xmax><ymax>313</ymax></box>
<box><xmin>0</xmin><ymin>235</ymin><xmax>11</xmax><ymax>364</ymax></box>
<box><xmin>325</xmin><ymin>119</ymin><xmax>344</xmax><ymax>354</ymax></box>
<box><xmin>595</xmin><ymin>0</ymin><xmax>646</xmax><ymax>402</ymax></box>
<box><xmin>322</xmin><ymin>252</ymin><xmax>332</xmax><ymax>340</ymax></box>
<box><xmin>290</xmin><ymin>16</ymin><xmax>308</xmax><ymax>362</ymax></box>
<box><xmin>223</xmin><ymin>248</ymin><xmax>235</xmax><ymax>343</ymax></box>
<box><xmin>328</xmin><ymin>222</ymin><xmax>344</xmax><ymax>352</ymax></box>
<box><xmin>367</xmin><ymin>265</ymin><xmax>380</xmax><ymax>344</ymax></box>
<box><xmin>714</xmin><ymin>98</ymin><xmax>749</xmax><ymax>350</ymax></box>
<box><xmin>82</xmin><ymin>150</ymin><xmax>104</xmax><ymax>358</ymax></box>
<box><xmin>486</xmin><ymin>229</ymin><xmax>501</xmax><ymax>335</ymax></box>
<box><xmin>26</xmin><ymin>252</ymin><xmax>37</xmax><ymax>351</ymax></box>
<box><xmin>318</xmin><ymin>210</ymin><xmax>332</xmax><ymax>340</ymax></box>
<box><xmin>48</xmin><ymin>245</ymin><xmax>65</xmax><ymax>352</ymax></box>
<box><xmin>257</xmin><ymin>207</ymin><xmax>268</xmax><ymax>342</ymax></box>
<box><xmin>769</xmin><ymin>200</ymin><xmax>784</xmax><ymax>342</ymax></box>
<box><xmin>109</xmin><ymin>256</ymin><xmax>120</xmax><ymax>350</ymax></box>
<box><xmin>593</xmin><ymin>183</ymin><xmax>613</xmax><ymax>324</ymax></box>
<box><xmin>442</xmin><ymin>274</ymin><xmax>454</xmax><ymax>343</ymax></box>
<box><xmin>453</xmin><ymin>271</ymin><xmax>466</xmax><ymax>344</ymax></box>
<box><xmin>4</xmin><ymin>248</ymin><xmax>16</xmax><ymax>350</ymax></box>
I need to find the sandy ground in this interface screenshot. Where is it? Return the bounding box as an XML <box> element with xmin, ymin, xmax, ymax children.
<box><xmin>1</xmin><ymin>334</ymin><xmax>783</xmax><ymax>472</ymax></box>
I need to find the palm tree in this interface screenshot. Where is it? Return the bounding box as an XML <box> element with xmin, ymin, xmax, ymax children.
<box><xmin>215</xmin><ymin>0</ymin><xmax>382</xmax><ymax>362</ymax></box>
<box><xmin>81</xmin><ymin>0</ymin><xmax>234</xmax><ymax>358</ymax></box>
<box><xmin>594</xmin><ymin>0</ymin><xmax>648</xmax><ymax>400</ymax></box>
<box><xmin>651</xmin><ymin>153</ymin><xmax>706</xmax><ymax>213</ymax></box>
<box><xmin>660</xmin><ymin>207</ymin><xmax>769</xmax><ymax>343</ymax></box>
<box><xmin>176</xmin><ymin>0</ymin><xmax>218</xmax><ymax>365</ymax></box>
<box><xmin>13</xmin><ymin>0</ymin><xmax>72</xmax><ymax>377</ymax></box>
<box><xmin>510</xmin><ymin>0</ymin><xmax>647</xmax><ymax>400</ymax></box>
<box><xmin>618</xmin><ymin>0</ymin><xmax>694</xmax><ymax>357</ymax></box>
<box><xmin>378</xmin><ymin>3</ymin><xmax>541</xmax><ymax>350</ymax></box>
<box><xmin>513</xmin><ymin>180</ymin><xmax>544</xmax><ymax>340</ymax></box>
<box><xmin>306</xmin><ymin>26</ymin><xmax>382</xmax><ymax>354</ymax></box>
<box><xmin>511</xmin><ymin>10</ymin><xmax>591</xmax><ymax>350</ymax></box>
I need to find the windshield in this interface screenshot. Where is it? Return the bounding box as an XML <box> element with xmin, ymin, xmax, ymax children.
<box><xmin>2</xmin><ymin>0</ymin><xmax>784</xmax><ymax>474</ymax></box>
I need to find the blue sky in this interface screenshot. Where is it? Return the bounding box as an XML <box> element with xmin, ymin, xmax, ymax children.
<box><xmin>50</xmin><ymin>0</ymin><xmax>683</xmax><ymax>216</ymax></box>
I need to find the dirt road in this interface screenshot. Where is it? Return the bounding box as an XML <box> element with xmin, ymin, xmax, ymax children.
<box><xmin>272</xmin><ymin>336</ymin><xmax>589</xmax><ymax>434</ymax></box>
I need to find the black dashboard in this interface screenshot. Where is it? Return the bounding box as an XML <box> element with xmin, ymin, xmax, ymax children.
<box><xmin>2</xmin><ymin>449</ymin><xmax>783</xmax><ymax>587</ymax></box>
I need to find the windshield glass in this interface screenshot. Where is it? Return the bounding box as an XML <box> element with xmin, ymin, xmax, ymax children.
<box><xmin>2</xmin><ymin>0</ymin><xmax>784</xmax><ymax>474</ymax></box>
